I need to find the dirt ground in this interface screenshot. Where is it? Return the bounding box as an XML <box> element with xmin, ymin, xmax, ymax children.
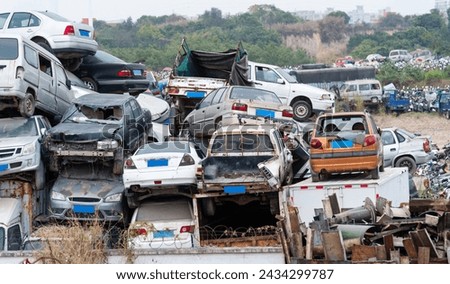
<box><xmin>373</xmin><ymin>111</ymin><xmax>450</xmax><ymax>149</ymax></box>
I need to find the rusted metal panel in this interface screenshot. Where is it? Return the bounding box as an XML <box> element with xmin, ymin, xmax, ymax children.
<box><xmin>321</xmin><ymin>231</ymin><xmax>346</xmax><ymax>261</ymax></box>
<box><xmin>409</xmin><ymin>198</ymin><xmax>450</xmax><ymax>214</ymax></box>
<box><xmin>403</xmin><ymin>238</ymin><xmax>418</xmax><ymax>259</ymax></box>
<box><xmin>383</xmin><ymin>234</ymin><xmax>394</xmax><ymax>260</ymax></box>
<box><xmin>418</xmin><ymin>247</ymin><xmax>430</xmax><ymax>264</ymax></box>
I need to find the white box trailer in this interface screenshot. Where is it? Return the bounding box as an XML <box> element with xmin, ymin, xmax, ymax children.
<box><xmin>285</xmin><ymin>167</ymin><xmax>410</xmax><ymax>224</ymax></box>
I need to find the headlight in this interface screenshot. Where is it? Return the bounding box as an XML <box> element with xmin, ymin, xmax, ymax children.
<box><xmin>51</xmin><ymin>191</ymin><xmax>66</xmax><ymax>201</ymax></box>
<box><xmin>22</xmin><ymin>142</ymin><xmax>36</xmax><ymax>155</ymax></box>
<box><xmin>321</xmin><ymin>94</ymin><xmax>333</xmax><ymax>100</ymax></box>
<box><xmin>105</xmin><ymin>193</ymin><xmax>122</xmax><ymax>203</ymax></box>
<box><xmin>97</xmin><ymin>139</ymin><xmax>119</xmax><ymax>150</ymax></box>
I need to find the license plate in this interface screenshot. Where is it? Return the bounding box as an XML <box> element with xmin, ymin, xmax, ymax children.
<box><xmin>331</xmin><ymin>140</ymin><xmax>353</xmax><ymax>148</ymax></box>
<box><xmin>0</xmin><ymin>164</ymin><xmax>7</xmax><ymax>172</ymax></box>
<box><xmin>133</xmin><ymin>70</ymin><xmax>142</xmax><ymax>76</ymax></box>
<box><xmin>147</xmin><ymin>159</ymin><xmax>168</xmax><ymax>167</ymax></box>
<box><xmin>186</xmin><ymin>91</ymin><xmax>205</xmax><ymax>98</ymax></box>
<box><xmin>256</xmin><ymin>109</ymin><xmax>275</xmax><ymax>118</ymax></box>
<box><xmin>153</xmin><ymin>230</ymin><xmax>174</xmax><ymax>238</ymax></box>
<box><xmin>79</xmin><ymin>30</ymin><xmax>90</xmax><ymax>37</ymax></box>
<box><xmin>73</xmin><ymin>205</ymin><xmax>95</xmax><ymax>214</ymax></box>
<box><xmin>224</xmin><ymin>185</ymin><xmax>246</xmax><ymax>194</ymax></box>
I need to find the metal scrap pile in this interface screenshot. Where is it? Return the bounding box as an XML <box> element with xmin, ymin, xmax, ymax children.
<box><xmin>288</xmin><ymin>194</ymin><xmax>450</xmax><ymax>264</ymax></box>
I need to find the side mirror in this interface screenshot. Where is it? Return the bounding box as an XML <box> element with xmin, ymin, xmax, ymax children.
<box><xmin>276</xmin><ymin>78</ymin><xmax>285</xmax><ymax>84</ymax></box>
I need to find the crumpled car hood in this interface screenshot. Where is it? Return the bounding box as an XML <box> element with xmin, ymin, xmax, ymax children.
<box><xmin>52</xmin><ymin>175</ymin><xmax>124</xmax><ymax>198</ymax></box>
<box><xmin>47</xmin><ymin>122</ymin><xmax>121</xmax><ymax>142</ymax></box>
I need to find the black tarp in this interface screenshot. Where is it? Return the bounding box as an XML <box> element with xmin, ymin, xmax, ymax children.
<box><xmin>174</xmin><ymin>38</ymin><xmax>252</xmax><ymax>87</ymax></box>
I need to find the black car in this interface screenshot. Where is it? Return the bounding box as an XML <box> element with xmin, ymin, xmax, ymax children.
<box><xmin>44</xmin><ymin>93</ymin><xmax>152</xmax><ymax>174</ymax></box>
<box><xmin>73</xmin><ymin>50</ymin><xmax>149</xmax><ymax>96</ymax></box>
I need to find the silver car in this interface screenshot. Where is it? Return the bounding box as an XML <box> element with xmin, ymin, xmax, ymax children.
<box><xmin>0</xmin><ymin>10</ymin><xmax>98</xmax><ymax>71</ymax></box>
<box><xmin>0</xmin><ymin>116</ymin><xmax>51</xmax><ymax>190</ymax></box>
<box><xmin>182</xmin><ymin>85</ymin><xmax>294</xmax><ymax>137</ymax></box>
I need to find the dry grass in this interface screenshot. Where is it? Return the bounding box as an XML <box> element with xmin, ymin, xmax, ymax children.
<box><xmin>373</xmin><ymin>111</ymin><xmax>450</xmax><ymax>148</ymax></box>
<box><xmin>31</xmin><ymin>221</ymin><xmax>109</xmax><ymax>264</ymax></box>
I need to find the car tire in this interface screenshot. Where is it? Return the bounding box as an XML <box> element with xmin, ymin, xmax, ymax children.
<box><xmin>82</xmin><ymin>77</ymin><xmax>98</xmax><ymax>91</ymax></box>
<box><xmin>61</xmin><ymin>58</ymin><xmax>83</xmax><ymax>72</ymax></box>
<box><xmin>395</xmin><ymin>156</ymin><xmax>416</xmax><ymax>174</ymax></box>
<box><xmin>292</xmin><ymin>100</ymin><xmax>312</xmax><ymax>122</ymax></box>
<box><xmin>369</xmin><ymin>167</ymin><xmax>380</xmax><ymax>179</ymax></box>
<box><xmin>35</xmin><ymin>40</ymin><xmax>54</xmax><ymax>54</ymax></box>
<box><xmin>19</xmin><ymin>93</ymin><xmax>35</xmax><ymax>118</ymax></box>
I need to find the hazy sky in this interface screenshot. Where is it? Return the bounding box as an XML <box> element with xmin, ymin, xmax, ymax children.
<box><xmin>3</xmin><ymin>0</ymin><xmax>437</xmax><ymax>22</ymax></box>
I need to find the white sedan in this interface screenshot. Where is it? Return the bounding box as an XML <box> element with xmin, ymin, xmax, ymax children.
<box><xmin>123</xmin><ymin>141</ymin><xmax>205</xmax><ymax>196</ymax></box>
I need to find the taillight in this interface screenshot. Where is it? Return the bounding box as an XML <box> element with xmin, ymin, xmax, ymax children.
<box><xmin>310</xmin><ymin>138</ymin><xmax>322</xmax><ymax>149</ymax></box>
<box><xmin>63</xmin><ymin>25</ymin><xmax>75</xmax><ymax>35</ymax></box>
<box><xmin>282</xmin><ymin>109</ymin><xmax>293</xmax><ymax>117</ymax></box>
<box><xmin>423</xmin><ymin>139</ymin><xmax>431</xmax><ymax>153</ymax></box>
<box><xmin>179</xmin><ymin>154</ymin><xmax>195</xmax><ymax>166</ymax></box>
<box><xmin>232</xmin><ymin>103</ymin><xmax>248</xmax><ymax>112</ymax></box>
<box><xmin>117</xmin><ymin>69</ymin><xmax>132</xmax><ymax>77</ymax></box>
<box><xmin>167</xmin><ymin>87</ymin><xmax>179</xmax><ymax>94</ymax></box>
<box><xmin>180</xmin><ymin>225</ymin><xmax>194</xmax><ymax>233</ymax></box>
<box><xmin>124</xmin><ymin>158</ymin><xmax>136</xmax><ymax>169</ymax></box>
<box><xmin>132</xmin><ymin>227</ymin><xmax>147</xmax><ymax>236</ymax></box>
<box><xmin>363</xmin><ymin>135</ymin><xmax>376</xmax><ymax>147</ymax></box>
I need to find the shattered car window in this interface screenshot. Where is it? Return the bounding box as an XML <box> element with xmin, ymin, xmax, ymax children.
<box><xmin>211</xmin><ymin>134</ymin><xmax>274</xmax><ymax>153</ymax></box>
<box><xmin>66</xmin><ymin>105</ymin><xmax>124</xmax><ymax>123</ymax></box>
<box><xmin>0</xmin><ymin>118</ymin><xmax>38</xmax><ymax>138</ymax></box>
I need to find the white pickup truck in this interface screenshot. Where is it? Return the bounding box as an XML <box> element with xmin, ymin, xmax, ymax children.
<box><xmin>247</xmin><ymin>61</ymin><xmax>335</xmax><ymax>122</ymax></box>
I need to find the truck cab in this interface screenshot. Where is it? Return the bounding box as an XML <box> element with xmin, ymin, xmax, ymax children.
<box><xmin>247</xmin><ymin>61</ymin><xmax>335</xmax><ymax>122</ymax></box>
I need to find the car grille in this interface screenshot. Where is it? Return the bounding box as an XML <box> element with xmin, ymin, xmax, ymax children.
<box><xmin>0</xmin><ymin>147</ymin><xmax>20</xmax><ymax>159</ymax></box>
<box><xmin>66</xmin><ymin>210</ymin><xmax>104</xmax><ymax>219</ymax></box>
<box><xmin>69</xmin><ymin>197</ymin><xmax>101</xmax><ymax>203</ymax></box>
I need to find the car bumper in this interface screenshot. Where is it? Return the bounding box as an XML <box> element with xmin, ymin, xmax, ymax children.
<box><xmin>312</xmin><ymin>100</ymin><xmax>335</xmax><ymax>116</ymax></box>
<box><xmin>310</xmin><ymin>155</ymin><xmax>380</xmax><ymax>174</ymax></box>
<box><xmin>50</xmin><ymin>36</ymin><xmax>98</xmax><ymax>57</ymax></box>
<box><xmin>0</xmin><ymin>153</ymin><xmax>40</xmax><ymax>177</ymax></box>
<box><xmin>123</xmin><ymin>168</ymin><xmax>197</xmax><ymax>189</ymax></box>
<box><xmin>97</xmin><ymin>79</ymin><xmax>149</xmax><ymax>94</ymax></box>
<box><xmin>128</xmin><ymin>235</ymin><xmax>194</xmax><ymax>249</ymax></box>
<box><xmin>414</xmin><ymin>152</ymin><xmax>434</xmax><ymax>165</ymax></box>
<box><xmin>49</xmin><ymin>199</ymin><xmax>124</xmax><ymax>222</ymax></box>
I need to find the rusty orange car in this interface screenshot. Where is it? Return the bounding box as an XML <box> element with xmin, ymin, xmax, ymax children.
<box><xmin>309</xmin><ymin>111</ymin><xmax>384</xmax><ymax>182</ymax></box>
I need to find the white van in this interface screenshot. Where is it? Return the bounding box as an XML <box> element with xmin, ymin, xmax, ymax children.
<box><xmin>0</xmin><ymin>34</ymin><xmax>74</xmax><ymax>121</ymax></box>
<box><xmin>388</xmin><ymin>49</ymin><xmax>412</xmax><ymax>63</ymax></box>
<box><xmin>339</xmin><ymin>79</ymin><xmax>383</xmax><ymax>104</ymax></box>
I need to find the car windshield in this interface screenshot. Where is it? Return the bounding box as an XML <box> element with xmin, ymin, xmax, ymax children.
<box><xmin>95</xmin><ymin>50</ymin><xmax>126</xmax><ymax>63</ymax></box>
<box><xmin>396</xmin><ymin>128</ymin><xmax>417</xmax><ymax>139</ymax></box>
<box><xmin>66</xmin><ymin>104</ymin><xmax>123</xmax><ymax>124</ymax></box>
<box><xmin>59</xmin><ymin>162</ymin><xmax>121</xmax><ymax>181</ymax></box>
<box><xmin>136</xmin><ymin>142</ymin><xmax>190</xmax><ymax>155</ymax></box>
<box><xmin>275</xmin><ymin>67</ymin><xmax>298</xmax><ymax>83</ymax></box>
<box><xmin>0</xmin><ymin>118</ymin><xmax>38</xmax><ymax>138</ymax></box>
<box><xmin>211</xmin><ymin>133</ymin><xmax>274</xmax><ymax>153</ymax></box>
<box><xmin>229</xmin><ymin>87</ymin><xmax>282</xmax><ymax>104</ymax></box>
<box><xmin>136</xmin><ymin>201</ymin><xmax>192</xmax><ymax>222</ymax></box>
<box><xmin>316</xmin><ymin>115</ymin><xmax>367</xmax><ymax>137</ymax></box>
<box><xmin>39</xmin><ymin>11</ymin><xmax>70</xmax><ymax>22</ymax></box>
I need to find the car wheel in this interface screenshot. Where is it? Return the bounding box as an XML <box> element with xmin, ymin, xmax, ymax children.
<box><xmin>19</xmin><ymin>93</ymin><xmax>35</xmax><ymax>118</ymax></box>
<box><xmin>34</xmin><ymin>40</ymin><xmax>54</xmax><ymax>54</ymax></box>
<box><xmin>61</xmin><ymin>58</ymin><xmax>83</xmax><ymax>72</ymax></box>
<box><xmin>369</xmin><ymin>167</ymin><xmax>380</xmax><ymax>179</ymax></box>
<box><xmin>311</xmin><ymin>172</ymin><xmax>319</xmax><ymax>182</ymax></box>
<box><xmin>82</xmin><ymin>77</ymin><xmax>98</xmax><ymax>91</ymax></box>
<box><xmin>292</xmin><ymin>100</ymin><xmax>312</xmax><ymax>122</ymax></box>
<box><xmin>394</xmin><ymin>156</ymin><xmax>416</xmax><ymax>174</ymax></box>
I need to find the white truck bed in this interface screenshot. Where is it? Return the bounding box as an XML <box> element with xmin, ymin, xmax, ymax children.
<box><xmin>285</xmin><ymin>167</ymin><xmax>410</xmax><ymax>224</ymax></box>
